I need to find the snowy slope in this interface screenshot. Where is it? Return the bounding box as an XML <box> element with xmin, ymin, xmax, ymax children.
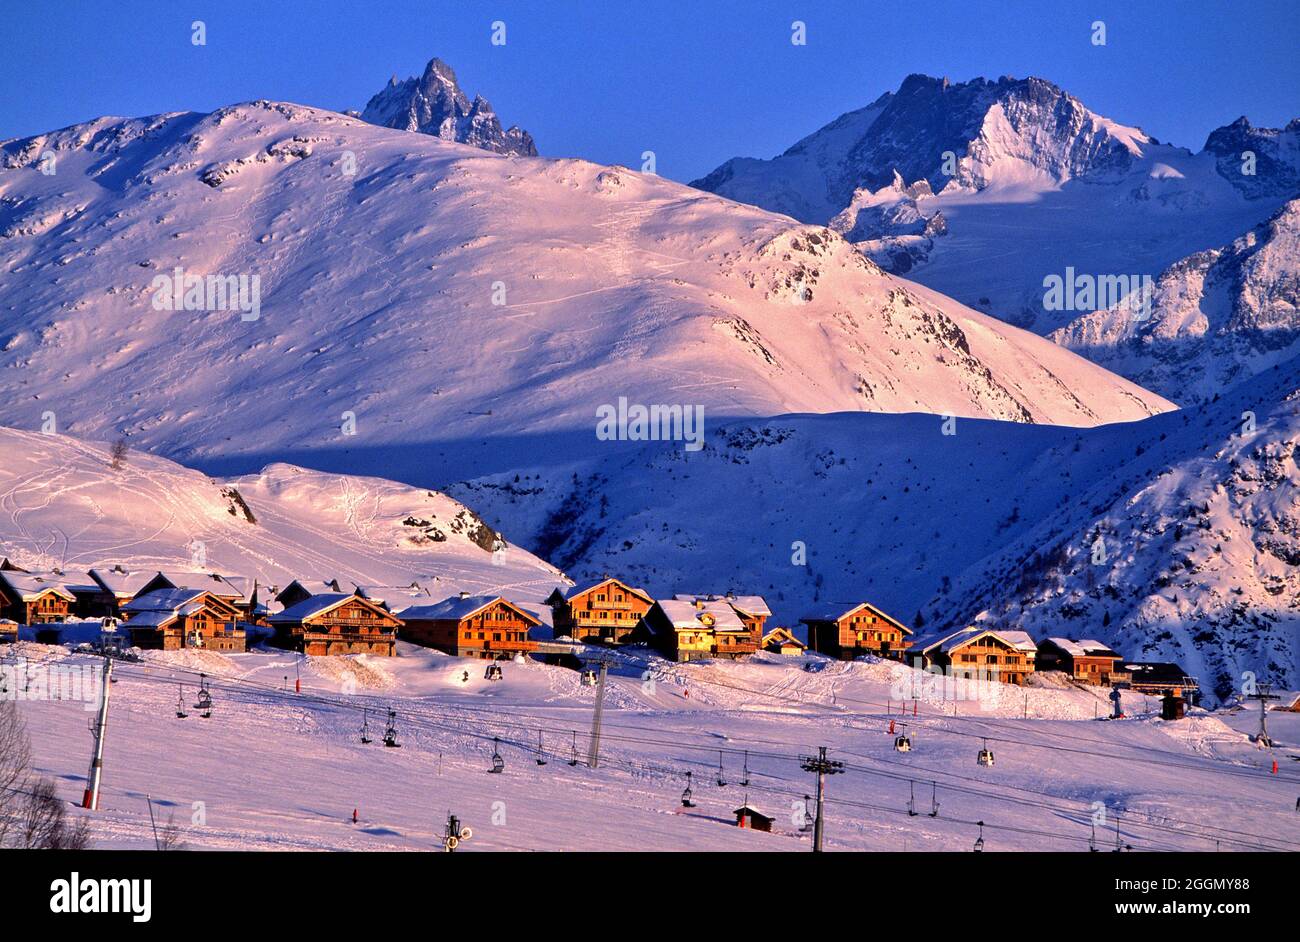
<box><xmin>0</xmin><ymin>101</ymin><xmax>1170</xmax><ymax>478</ymax></box>
<box><xmin>692</xmin><ymin>74</ymin><xmax>1299</xmax><ymax>334</ymax></box>
<box><xmin>1050</xmin><ymin>198</ymin><xmax>1300</xmax><ymax>405</ymax></box>
<box><xmin>11</xmin><ymin>642</ymin><xmax>1300</xmax><ymax>852</ymax></box>
<box><xmin>0</xmin><ymin>426</ymin><xmax>564</xmax><ymax>604</ymax></box>
<box><xmin>450</xmin><ymin>361</ymin><xmax>1300</xmax><ymax>702</ymax></box>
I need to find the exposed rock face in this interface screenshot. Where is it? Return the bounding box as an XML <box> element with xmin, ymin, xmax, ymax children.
<box><xmin>1051</xmin><ymin>199</ymin><xmax>1300</xmax><ymax>404</ymax></box>
<box><xmin>1203</xmin><ymin>117</ymin><xmax>1300</xmax><ymax>200</ymax></box>
<box><xmin>361</xmin><ymin>57</ymin><xmax>536</xmax><ymax>157</ymax></box>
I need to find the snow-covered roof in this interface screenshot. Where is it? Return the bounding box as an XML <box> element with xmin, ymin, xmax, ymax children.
<box><xmin>555</xmin><ymin>577</ymin><xmax>653</xmax><ymax>604</ymax></box>
<box><xmin>916</xmin><ymin>625</ymin><xmax>1036</xmax><ymax>655</ymax></box>
<box><xmin>152</xmin><ymin>570</ymin><xmax>244</xmax><ymax>599</ymax></box>
<box><xmin>123</xmin><ymin>587</ymin><xmax>207</xmax><ymax>614</ymax></box>
<box><xmin>120</xmin><ymin>609</ymin><xmax>179</xmax><ymax>628</ymax></box>
<box><xmin>762</xmin><ymin>627</ymin><xmax>806</xmax><ymax>648</ymax></box>
<box><xmin>655</xmin><ymin>599</ymin><xmax>746</xmax><ymax>632</ymax></box>
<box><xmin>268</xmin><ymin>593</ymin><xmax>360</xmax><ymax>623</ymax></box>
<box><xmin>0</xmin><ymin>571</ymin><xmax>76</xmax><ymax>602</ymax></box>
<box><xmin>354</xmin><ymin>584</ymin><xmax>430</xmax><ymax>610</ymax></box>
<box><xmin>674</xmin><ymin>593</ymin><xmax>771</xmax><ymax>618</ymax></box>
<box><xmin>88</xmin><ymin>567</ymin><xmax>158</xmax><ymax>598</ymax></box>
<box><xmin>798</xmin><ymin>601</ymin><xmax>912</xmax><ymax>634</ymax></box>
<box><xmin>1046</xmin><ymin>637</ymin><xmax>1121</xmax><ymax>658</ymax></box>
<box><xmin>398</xmin><ymin>594</ymin><xmax>541</xmax><ymax>625</ymax></box>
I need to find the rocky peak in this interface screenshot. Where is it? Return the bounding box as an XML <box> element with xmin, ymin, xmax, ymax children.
<box><xmin>360</xmin><ymin>57</ymin><xmax>537</xmax><ymax>157</ymax></box>
<box><xmin>1202</xmin><ymin>115</ymin><xmax>1300</xmax><ymax>199</ymax></box>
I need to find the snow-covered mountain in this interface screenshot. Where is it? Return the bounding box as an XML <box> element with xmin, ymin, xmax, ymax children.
<box><xmin>451</xmin><ymin>359</ymin><xmax>1300</xmax><ymax>703</ymax></box>
<box><xmin>0</xmin><ymin>100</ymin><xmax>1169</xmax><ymax>479</ymax></box>
<box><xmin>360</xmin><ymin>57</ymin><xmax>537</xmax><ymax>156</ymax></box>
<box><xmin>0</xmin><ymin>426</ymin><xmax>564</xmax><ymax>605</ymax></box>
<box><xmin>1051</xmin><ymin>198</ymin><xmax>1300</xmax><ymax>404</ymax></box>
<box><xmin>692</xmin><ymin>74</ymin><xmax>1299</xmax><ymax>334</ymax></box>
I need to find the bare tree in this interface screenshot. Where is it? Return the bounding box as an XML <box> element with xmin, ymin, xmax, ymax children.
<box><xmin>0</xmin><ymin>699</ymin><xmax>91</xmax><ymax>849</ymax></box>
<box><xmin>109</xmin><ymin>437</ymin><xmax>129</xmax><ymax>470</ymax></box>
<box><xmin>0</xmin><ymin>700</ymin><xmax>31</xmax><ymax>846</ymax></box>
<box><xmin>156</xmin><ymin>811</ymin><xmax>187</xmax><ymax>851</ymax></box>
<box><xmin>19</xmin><ymin>778</ymin><xmax>90</xmax><ymax>850</ymax></box>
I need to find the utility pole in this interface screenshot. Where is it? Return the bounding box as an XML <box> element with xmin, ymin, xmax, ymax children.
<box><xmin>1246</xmin><ymin>683</ymin><xmax>1280</xmax><ymax>747</ymax></box>
<box><xmin>800</xmin><ymin>746</ymin><xmax>844</xmax><ymax>852</ymax></box>
<box><xmin>587</xmin><ymin>658</ymin><xmax>610</xmax><ymax>769</ymax></box>
<box><xmin>81</xmin><ymin>656</ymin><xmax>113</xmax><ymax>810</ymax></box>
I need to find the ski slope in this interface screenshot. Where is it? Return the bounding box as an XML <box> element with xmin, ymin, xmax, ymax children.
<box><xmin>9</xmin><ymin>641</ymin><xmax>1299</xmax><ymax>852</ymax></box>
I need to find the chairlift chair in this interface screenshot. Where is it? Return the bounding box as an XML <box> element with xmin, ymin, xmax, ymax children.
<box><xmin>799</xmin><ymin>795</ymin><xmax>814</xmax><ymax>832</ymax></box>
<box><xmin>485</xmin><ymin>662</ymin><xmax>504</xmax><ymax>682</ymax></box>
<box><xmin>894</xmin><ymin>726</ymin><xmax>912</xmax><ymax>753</ymax></box>
<box><xmin>973</xmin><ymin>821</ymin><xmax>985</xmax><ymax>853</ymax></box>
<box><xmin>568</xmin><ymin>730</ymin><xmax>579</xmax><ymax>766</ymax></box>
<box><xmin>977</xmin><ymin>738</ymin><xmax>995</xmax><ymax>767</ymax></box>
<box><xmin>715</xmin><ymin>751</ymin><xmax>727</xmax><ymax>787</ymax></box>
<box><xmin>195</xmin><ymin>676</ymin><xmax>213</xmax><ymax>718</ymax></box>
<box><xmin>907</xmin><ymin>781</ymin><xmax>918</xmax><ymax>817</ymax></box>
<box><xmin>928</xmin><ymin>781</ymin><xmax>940</xmax><ymax>817</ymax></box>
<box><xmin>681</xmin><ymin>771</ymin><xmax>696</xmax><ymax>808</ymax></box>
<box><xmin>360</xmin><ymin>708</ymin><xmax>373</xmax><ymax>744</ymax></box>
<box><xmin>175</xmin><ymin>685</ymin><xmax>188</xmax><ymax>719</ymax></box>
<box><xmin>383</xmin><ymin>709</ymin><xmax>400</xmax><ymax>748</ymax></box>
<box><xmin>580</xmin><ymin>667</ymin><xmax>598</xmax><ymax>686</ymax></box>
<box><xmin>489</xmin><ymin>737</ymin><xmax>505</xmax><ymax>774</ymax></box>
<box><xmin>535</xmin><ymin>729</ymin><xmax>547</xmax><ymax>766</ymax></box>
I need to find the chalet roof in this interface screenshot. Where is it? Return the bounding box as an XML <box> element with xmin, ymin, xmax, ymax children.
<box><xmin>121</xmin><ymin>610</ymin><xmax>178</xmax><ymax>628</ymax></box>
<box><xmin>733</xmin><ymin>804</ymin><xmax>773</xmax><ymax>820</ymax></box>
<box><xmin>762</xmin><ymin>627</ymin><xmax>806</xmax><ymax>648</ymax></box>
<box><xmin>1122</xmin><ymin>662</ymin><xmax>1197</xmax><ymax>686</ymax></box>
<box><xmin>150</xmin><ymin>570</ymin><xmax>244</xmax><ymax>599</ymax></box>
<box><xmin>123</xmin><ymin>588</ymin><xmax>209</xmax><ymax>614</ymax></box>
<box><xmin>673</xmin><ymin>593</ymin><xmax>771</xmax><ymax>618</ymax></box>
<box><xmin>798</xmin><ymin>601</ymin><xmax>912</xmax><ymax>635</ymax></box>
<box><xmin>268</xmin><ymin>593</ymin><xmax>361</xmax><ymax>623</ymax></box>
<box><xmin>354</xmin><ymin>584</ymin><xmax>431</xmax><ymax>611</ymax></box>
<box><xmin>916</xmin><ymin>625</ymin><xmax>1037</xmax><ymax>656</ymax></box>
<box><xmin>0</xmin><ymin>571</ymin><xmax>76</xmax><ymax>602</ymax></box>
<box><xmin>652</xmin><ymin>599</ymin><xmax>747</xmax><ymax>632</ymax></box>
<box><xmin>398</xmin><ymin>595</ymin><xmax>542</xmax><ymax>625</ymax></box>
<box><xmin>88</xmin><ymin>567</ymin><xmax>159</xmax><ymax>598</ymax></box>
<box><xmin>553</xmin><ymin>577</ymin><xmax>653</xmax><ymax>604</ymax></box>
<box><xmin>1044</xmin><ymin>637</ymin><xmax>1122</xmax><ymax>659</ymax></box>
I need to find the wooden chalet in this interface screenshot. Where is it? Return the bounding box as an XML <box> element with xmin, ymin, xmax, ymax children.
<box><xmin>733</xmin><ymin>804</ymin><xmax>774</xmax><ymax>832</ymax></box>
<box><xmin>122</xmin><ymin>588</ymin><xmax>246</xmax><ymax>651</ymax></box>
<box><xmin>909</xmin><ymin>626</ymin><xmax>1038</xmax><ymax>686</ymax></box>
<box><xmin>0</xmin><ymin>619</ymin><xmax>17</xmax><ymax>643</ymax></box>
<box><xmin>398</xmin><ymin>594</ymin><xmax>541</xmax><ymax>660</ymax></box>
<box><xmin>545</xmin><ymin>577</ymin><xmax>654</xmax><ymax>644</ymax></box>
<box><xmin>633</xmin><ymin>598</ymin><xmax>756</xmax><ymax>662</ymax></box>
<box><xmin>267</xmin><ymin>593</ymin><xmax>400</xmax><ymax>656</ymax></box>
<box><xmin>0</xmin><ymin>571</ymin><xmax>75</xmax><ymax>625</ymax></box>
<box><xmin>800</xmin><ymin>601</ymin><xmax>913</xmax><ymax>660</ymax></box>
<box><xmin>1036</xmin><ymin>638</ymin><xmax>1128</xmax><ymax>686</ymax></box>
<box><xmin>761</xmin><ymin>626</ymin><xmax>807</xmax><ymax>656</ymax></box>
<box><xmin>1123</xmin><ymin>662</ymin><xmax>1199</xmax><ymax>701</ymax></box>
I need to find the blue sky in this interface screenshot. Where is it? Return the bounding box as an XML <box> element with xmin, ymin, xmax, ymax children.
<box><xmin>2</xmin><ymin>0</ymin><xmax>1297</xmax><ymax>182</ymax></box>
